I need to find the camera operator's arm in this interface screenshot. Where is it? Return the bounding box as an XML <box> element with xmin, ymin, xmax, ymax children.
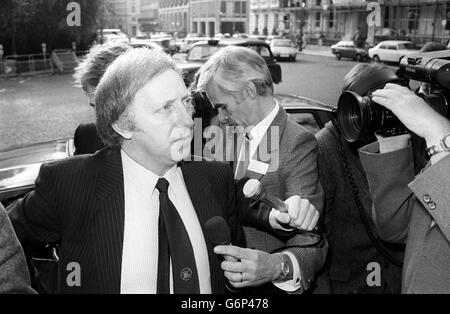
<box><xmin>369</xmin><ymin>84</ymin><xmax>450</xmax><ymax>242</ymax></box>
<box><xmin>359</xmin><ymin>137</ymin><xmax>415</xmax><ymax>243</ymax></box>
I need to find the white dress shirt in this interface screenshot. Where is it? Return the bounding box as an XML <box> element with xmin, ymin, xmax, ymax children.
<box><xmin>120</xmin><ymin>150</ymin><xmax>211</xmax><ymax>294</ymax></box>
<box><xmin>236</xmin><ymin>100</ymin><xmax>302</xmax><ymax>292</ymax></box>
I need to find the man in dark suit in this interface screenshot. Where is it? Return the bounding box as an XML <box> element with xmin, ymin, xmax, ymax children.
<box><xmin>314</xmin><ymin>64</ymin><xmax>404</xmax><ymax>294</ymax></box>
<box><xmin>72</xmin><ymin>41</ymin><xmax>132</xmax><ymax>155</ymax></box>
<box><xmin>0</xmin><ymin>202</ymin><xmax>35</xmax><ymax>294</ymax></box>
<box><xmin>8</xmin><ymin>48</ymin><xmax>246</xmax><ymax>294</ymax></box>
<box><xmin>196</xmin><ymin>46</ymin><xmax>327</xmax><ymax>293</ymax></box>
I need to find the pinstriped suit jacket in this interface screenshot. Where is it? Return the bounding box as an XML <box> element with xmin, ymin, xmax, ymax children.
<box><xmin>238</xmin><ymin>107</ymin><xmax>327</xmax><ymax>293</ymax></box>
<box><xmin>8</xmin><ymin>147</ymin><xmax>244</xmax><ymax>294</ymax></box>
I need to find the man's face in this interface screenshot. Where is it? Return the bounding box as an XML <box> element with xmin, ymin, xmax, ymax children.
<box><xmin>205</xmin><ymin>80</ymin><xmax>255</xmax><ymax>128</ymax></box>
<box><xmin>126</xmin><ymin>69</ymin><xmax>194</xmax><ymax>167</ymax></box>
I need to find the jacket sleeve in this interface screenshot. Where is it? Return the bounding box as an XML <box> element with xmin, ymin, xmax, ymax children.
<box><xmin>0</xmin><ymin>203</ymin><xmax>36</xmax><ymax>294</ymax></box>
<box><xmin>7</xmin><ymin>163</ymin><xmax>61</xmax><ymax>247</ymax></box>
<box><xmin>278</xmin><ymin>130</ymin><xmax>327</xmax><ymax>292</ymax></box>
<box><xmin>408</xmin><ymin>155</ymin><xmax>450</xmax><ymax>243</ymax></box>
<box><xmin>358</xmin><ymin>141</ymin><xmax>416</xmax><ymax>243</ymax></box>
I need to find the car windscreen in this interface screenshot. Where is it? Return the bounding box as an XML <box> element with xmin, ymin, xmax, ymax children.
<box><xmin>187</xmin><ymin>45</ymin><xmax>222</xmax><ymax>61</ymax></box>
<box><xmin>272</xmin><ymin>40</ymin><xmax>295</xmax><ymax>47</ymax></box>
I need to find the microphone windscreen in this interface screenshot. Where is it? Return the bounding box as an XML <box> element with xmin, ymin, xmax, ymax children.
<box><xmin>204</xmin><ymin>216</ymin><xmax>231</xmax><ymax>246</ymax></box>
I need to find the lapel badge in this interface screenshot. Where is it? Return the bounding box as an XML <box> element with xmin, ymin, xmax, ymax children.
<box><xmin>181</xmin><ymin>267</ymin><xmax>193</xmax><ymax>281</ymax></box>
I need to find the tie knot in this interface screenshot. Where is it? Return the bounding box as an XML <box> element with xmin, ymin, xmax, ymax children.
<box><xmin>156</xmin><ymin>178</ymin><xmax>169</xmax><ymax>194</ymax></box>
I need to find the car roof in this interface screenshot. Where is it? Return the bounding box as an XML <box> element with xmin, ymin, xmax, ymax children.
<box><xmin>191</xmin><ymin>38</ymin><xmax>270</xmax><ymax>48</ymax></box>
<box><xmin>275</xmin><ymin>94</ymin><xmax>333</xmax><ymax>111</ymax></box>
<box><xmin>379</xmin><ymin>40</ymin><xmax>413</xmax><ymax>44</ymax></box>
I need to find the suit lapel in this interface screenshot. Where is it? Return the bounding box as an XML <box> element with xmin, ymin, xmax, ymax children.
<box><xmin>245</xmin><ymin>107</ymin><xmax>288</xmax><ymax>180</ymax></box>
<box><xmin>181</xmin><ymin>163</ymin><xmax>225</xmax><ymax>294</ymax></box>
<box><xmin>92</xmin><ymin>147</ymin><xmax>125</xmax><ymax>294</ymax></box>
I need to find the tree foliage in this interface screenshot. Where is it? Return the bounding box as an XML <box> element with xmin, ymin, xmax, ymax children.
<box><xmin>0</xmin><ymin>0</ymin><xmax>113</xmax><ymax>55</ymax></box>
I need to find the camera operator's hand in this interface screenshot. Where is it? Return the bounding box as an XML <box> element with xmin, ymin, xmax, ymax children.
<box><xmin>372</xmin><ymin>84</ymin><xmax>450</xmax><ymax>157</ymax></box>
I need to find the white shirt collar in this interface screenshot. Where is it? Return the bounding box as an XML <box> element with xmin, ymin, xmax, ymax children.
<box><xmin>121</xmin><ymin>149</ymin><xmax>179</xmax><ymax>197</ymax></box>
<box><xmin>248</xmin><ymin>99</ymin><xmax>279</xmax><ymax>147</ymax></box>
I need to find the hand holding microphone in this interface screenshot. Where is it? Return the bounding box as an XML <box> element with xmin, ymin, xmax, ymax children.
<box><xmin>243</xmin><ymin>179</ymin><xmax>320</xmax><ymax>232</ymax></box>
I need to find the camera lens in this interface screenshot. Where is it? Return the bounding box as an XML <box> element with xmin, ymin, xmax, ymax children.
<box><xmin>336</xmin><ymin>91</ymin><xmax>373</xmax><ymax>142</ymax></box>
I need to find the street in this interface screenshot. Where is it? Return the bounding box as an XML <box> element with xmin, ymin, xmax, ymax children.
<box><xmin>0</xmin><ymin>54</ymin><xmax>361</xmax><ymax>150</ymax></box>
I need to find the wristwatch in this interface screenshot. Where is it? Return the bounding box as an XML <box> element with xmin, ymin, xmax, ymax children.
<box><xmin>277</xmin><ymin>253</ymin><xmax>293</xmax><ymax>282</ymax></box>
<box><xmin>426</xmin><ymin>133</ymin><xmax>450</xmax><ymax>157</ymax></box>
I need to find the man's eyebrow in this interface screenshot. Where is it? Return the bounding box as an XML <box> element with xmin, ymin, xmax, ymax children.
<box><xmin>160</xmin><ymin>98</ymin><xmax>177</xmax><ymax>107</ymax></box>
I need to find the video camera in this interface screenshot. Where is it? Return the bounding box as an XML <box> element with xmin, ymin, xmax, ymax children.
<box><xmin>336</xmin><ymin>50</ymin><xmax>450</xmax><ymax>142</ymax></box>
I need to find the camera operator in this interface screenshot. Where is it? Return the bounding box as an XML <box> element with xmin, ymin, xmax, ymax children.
<box><xmin>358</xmin><ymin>83</ymin><xmax>450</xmax><ymax>293</ymax></box>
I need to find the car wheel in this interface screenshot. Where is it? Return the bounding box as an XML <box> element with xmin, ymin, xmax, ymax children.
<box><xmin>291</xmin><ymin>55</ymin><xmax>297</xmax><ymax>62</ymax></box>
<box><xmin>335</xmin><ymin>52</ymin><xmax>341</xmax><ymax>60</ymax></box>
<box><xmin>372</xmin><ymin>55</ymin><xmax>380</xmax><ymax>63</ymax></box>
<box><xmin>355</xmin><ymin>54</ymin><xmax>362</xmax><ymax>62</ymax></box>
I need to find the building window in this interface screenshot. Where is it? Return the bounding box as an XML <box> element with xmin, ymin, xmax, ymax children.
<box><xmin>234</xmin><ymin>1</ymin><xmax>240</xmax><ymax>14</ymax></box>
<box><xmin>221</xmin><ymin>1</ymin><xmax>226</xmax><ymax>15</ymax></box>
<box><xmin>315</xmin><ymin>12</ymin><xmax>321</xmax><ymax>27</ymax></box>
<box><xmin>328</xmin><ymin>10</ymin><xmax>334</xmax><ymax>28</ymax></box>
<box><xmin>407</xmin><ymin>6</ymin><xmax>420</xmax><ymax>31</ymax></box>
<box><xmin>132</xmin><ymin>6</ymin><xmax>135</xmax><ymax>13</ymax></box>
<box><xmin>384</xmin><ymin>6</ymin><xmax>390</xmax><ymax>28</ymax></box>
<box><xmin>316</xmin><ymin>0</ymin><xmax>321</xmax><ymax>6</ymax></box>
<box><xmin>242</xmin><ymin>1</ymin><xmax>246</xmax><ymax>15</ymax></box>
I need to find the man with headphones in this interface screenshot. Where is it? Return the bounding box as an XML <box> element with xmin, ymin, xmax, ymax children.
<box><xmin>313</xmin><ymin>63</ymin><xmax>405</xmax><ymax>294</ymax></box>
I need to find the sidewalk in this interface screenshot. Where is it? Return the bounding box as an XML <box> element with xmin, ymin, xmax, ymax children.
<box><xmin>298</xmin><ymin>44</ymin><xmax>335</xmax><ymax>58</ymax></box>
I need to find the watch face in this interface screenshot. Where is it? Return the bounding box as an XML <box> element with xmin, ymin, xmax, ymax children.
<box><xmin>443</xmin><ymin>134</ymin><xmax>450</xmax><ymax>150</ymax></box>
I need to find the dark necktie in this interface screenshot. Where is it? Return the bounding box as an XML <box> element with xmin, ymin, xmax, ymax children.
<box><xmin>234</xmin><ymin>133</ymin><xmax>252</xmax><ymax>180</ymax></box>
<box><xmin>155</xmin><ymin>178</ymin><xmax>200</xmax><ymax>294</ymax></box>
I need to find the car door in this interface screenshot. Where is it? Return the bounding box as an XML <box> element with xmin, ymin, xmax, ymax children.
<box><xmin>285</xmin><ymin>108</ymin><xmax>331</xmax><ymax>134</ymax></box>
<box><xmin>387</xmin><ymin>44</ymin><xmax>398</xmax><ymax>62</ymax></box>
<box><xmin>347</xmin><ymin>43</ymin><xmax>356</xmax><ymax>59</ymax></box>
<box><xmin>377</xmin><ymin>44</ymin><xmax>388</xmax><ymax>61</ymax></box>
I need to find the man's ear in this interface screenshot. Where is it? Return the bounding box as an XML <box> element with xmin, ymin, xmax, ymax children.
<box><xmin>112</xmin><ymin>121</ymin><xmax>133</xmax><ymax>140</ymax></box>
<box><xmin>241</xmin><ymin>82</ymin><xmax>257</xmax><ymax>100</ymax></box>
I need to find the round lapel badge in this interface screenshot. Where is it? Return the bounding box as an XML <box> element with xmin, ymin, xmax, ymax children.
<box><xmin>181</xmin><ymin>268</ymin><xmax>192</xmax><ymax>281</ymax></box>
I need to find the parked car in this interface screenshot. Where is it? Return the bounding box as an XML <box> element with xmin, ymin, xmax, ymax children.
<box><xmin>331</xmin><ymin>40</ymin><xmax>369</xmax><ymax>62</ymax></box>
<box><xmin>178</xmin><ymin>37</ymin><xmax>210</xmax><ymax>53</ymax></box>
<box><xmin>176</xmin><ymin>39</ymin><xmax>282</xmax><ymax>85</ymax></box>
<box><xmin>0</xmin><ymin>94</ymin><xmax>332</xmax><ymax>205</ymax></box>
<box><xmin>270</xmin><ymin>38</ymin><xmax>298</xmax><ymax>61</ymax></box>
<box><xmin>96</xmin><ymin>29</ymin><xmax>128</xmax><ymax>43</ymax></box>
<box><xmin>420</xmin><ymin>41</ymin><xmax>448</xmax><ymax>52</ymax></box>
<box><xmin>129</xmin><ymin>39</ymin><xmax>164</xmax><ymax>52</ymax></box>
<box><xmin>146</xmin><ymin>37</ymin><xmax>179</xmax><ymax>55</ymax></box>
<box><xmin>368</xmin><ymin>40</ymin><xmax>419</xmax><ymax>63</ymax></box>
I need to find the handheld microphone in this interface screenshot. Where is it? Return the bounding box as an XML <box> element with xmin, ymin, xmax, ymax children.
<box><xmin>243</xmin><ymin>179</ymin><xmax>288</xmax><ymax>213</ymax></box>
<box><xmin>204</xmin><ymin>216</ymin><xmax>231</xmax><ymax>246</ymax></box>
<box><xmin>204</xmin><ymin>216</ymin><xmax>239</xmax><ymax>292</ymax></box>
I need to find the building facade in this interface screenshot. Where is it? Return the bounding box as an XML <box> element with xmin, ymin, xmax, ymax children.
<box><xmin>104</xmin><ymin>0</ymin><xmax>142</xmax><ymax>37</ymax></box>
<box><xmin>190</xmin><ymin>0</ymin><xmax>249</xmax><ymax>37</ymax></box>
<box><xmin>250</xmin><ymin>0</ymin><xmax>450</xmax><ymax>45</ymax></box>
<box><xmin>159</xmin><ymin>0</ymin><xmax>189</xmax><ymax>34</ymax></box>
<box><xmin>139</xmin><ymin>0</ymin><xmax>159</xmax><ymax>33</ymax></box>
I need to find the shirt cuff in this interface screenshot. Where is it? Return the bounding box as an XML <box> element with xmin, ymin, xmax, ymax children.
<box><xmin>272</xmin><ymin>251</ymin><xmax>302</xmax><ymax>292</ymax></box>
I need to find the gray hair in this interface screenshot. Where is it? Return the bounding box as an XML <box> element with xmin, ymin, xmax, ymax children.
<box><xmin>95</xmin><ymin>48</ymin><xmax>179</xmax><ymax>147</ymax></box>
<box><xmin>73</xmin><ymin>41</ymin><xmax>131</xmax><ymax>91</ymax></box>
<box><xmin>196</xmin><ymin>46</ymin><xmax>273</xmax><ymax>101</ymax></box>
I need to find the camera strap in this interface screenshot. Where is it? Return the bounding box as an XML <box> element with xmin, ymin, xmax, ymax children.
<box><xmin>333</xmin><ymin>131</ymin><xmax>403</xmax><ymax>268</ymax></box>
